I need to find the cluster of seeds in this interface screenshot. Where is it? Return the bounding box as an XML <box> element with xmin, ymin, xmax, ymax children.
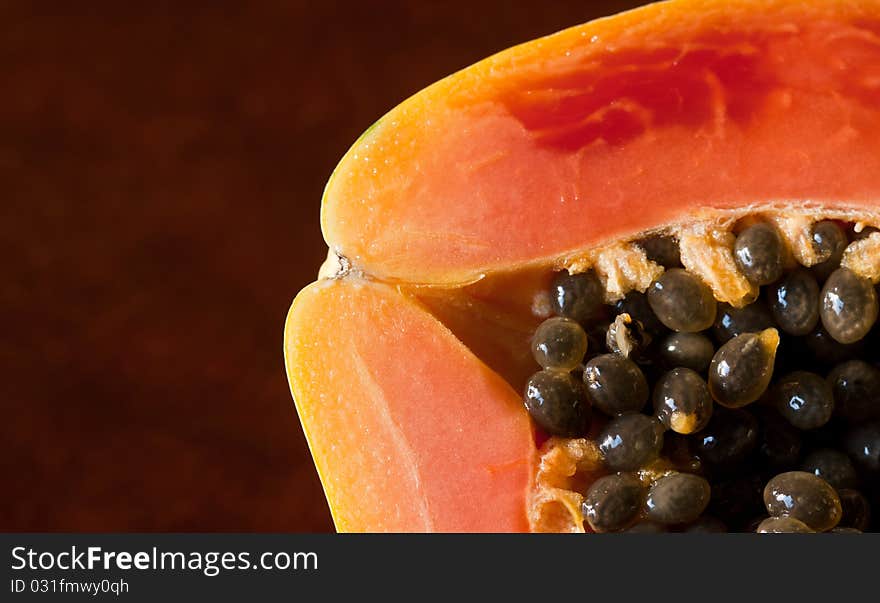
<box><xmin>524</xmin><ymin>219</ymin><xmax>880</xmax><ymax>532</ymax></box>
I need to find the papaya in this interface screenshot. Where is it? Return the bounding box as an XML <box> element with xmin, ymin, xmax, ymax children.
<box><xmin>285</xmin><ymin>0</ymin><xmax>880</xmax><ymax>532</ymax></box>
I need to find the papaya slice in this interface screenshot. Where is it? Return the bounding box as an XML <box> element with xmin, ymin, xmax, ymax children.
<box><xmin>286</xmin><ymin>0</ymin><xmax>880</xmax><ymax>532</ymax></box>
<box><xmin>284</xmin><ymin>279</ymin><xmax>534</xmax><ymax>532</ymax></box>
<box><xmin>322</xmin><ymin>0</ymin><xmax>880</xmax><ymax>285</ymax></box>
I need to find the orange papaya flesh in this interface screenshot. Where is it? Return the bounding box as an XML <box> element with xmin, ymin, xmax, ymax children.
<box><xmin>286</xmin><ymin>0</ymin><xmax>880</xmax><ymax>532</ymax></box>
<box><xmin>322</xmin><ymin>0</ymin><xmax>880</xmax><ymax>285</ymax></box>
<box><xmin>284</xmin><ymin>279</ymin><xmax>534</xmax><ymax>532</ymax></box>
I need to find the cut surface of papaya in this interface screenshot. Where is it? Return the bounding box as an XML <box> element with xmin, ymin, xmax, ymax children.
<box><xmin>322</xmin><ymin>0</ymin><xmax>880</xmax><ymax>285</ymax></box>
<box><xmin>287</xmin><ymin>0</ymin><xmax>880</xmax><ymax>533</ymax></box>
<box><xmin>285</xmin><ymin>279</ymin><xmax>534</xmax><ymax>532</ymax></box>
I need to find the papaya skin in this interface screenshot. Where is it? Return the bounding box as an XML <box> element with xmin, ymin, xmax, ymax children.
<box><xmin>322</xmin><ymin>0</ymin><xmax>880</xmax><ymax>285</ymax></box>
<box><xmin>287</xmin><ymin>0</ymin><xmax>880</xmax><ymax>532</ymax></box>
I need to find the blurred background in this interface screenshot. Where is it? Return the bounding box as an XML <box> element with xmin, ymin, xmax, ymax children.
<box><xmin>2</xmin><ymin>0</ymin><xmax>648</xmax><ymax>531</ymax></box>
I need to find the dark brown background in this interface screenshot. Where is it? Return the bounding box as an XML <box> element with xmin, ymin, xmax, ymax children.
<box><xmin>2</xmin><ymin>1</ymin><xmax>648</xmax><ymax>531</ymax></box>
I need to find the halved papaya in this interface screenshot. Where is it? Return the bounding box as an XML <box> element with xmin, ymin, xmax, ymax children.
<box><xmin>285</xmin><ymin>0</ymin><xmax>880</xmax><ymax>532</ymax></box>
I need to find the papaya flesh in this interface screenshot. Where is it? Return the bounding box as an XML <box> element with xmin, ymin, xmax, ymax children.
<box><xmin>285</xmin><ymin>0</ymin><xmax>880</xmax><ymax>532</ymax></box>
<box><xmin>285</xmin><ymin>280</ymin><xmax>533</xmax><ymax>532</ymax></box>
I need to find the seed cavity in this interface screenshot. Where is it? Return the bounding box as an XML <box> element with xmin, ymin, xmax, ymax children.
<box><xmin>525</xmin><ymin>212</ymin><xmax>880</xmax><ymax>533</ymax></box>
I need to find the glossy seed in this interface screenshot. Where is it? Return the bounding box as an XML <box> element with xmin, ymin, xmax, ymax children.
<box><xmin>756</xmin><ymin>516</ymin><xmax>815</xmax><ymax>533</ymax></box>
<box><xmin>647</xmin><ymin>268</ymin><xmax>717</xmax><ymax>333</ymax></box>
<box><xmin>708</xmin><ymin>328</ymin><xmax>779</xmax><ymax>408</ymax></box>
<box><xmin>713</xmin><ymin>301</ymin><xmax>775</xmax><ymax>344</ymax></box>
<box><xmin>827</xmin><ymin>360</ymin><xmax>880</xmax><ymax>423</ymax></box>
<box><xmin>582</xmin><ymin>473</ymin><xmax>645</xmax><ymax>533</ymax></box>
<box><xmin>774</xmin><ymin>371</ymin><xmax>835</xmax><ymax>430</ymax></box>
<box><xmin>550</xmin><ymin>270</ymin><xmax>604</xmax><ymax>324</ymax></box>
<box><xmin>606</xmin><ymin>313</ymin><xmax>650</xmax><ymax>359</ymax></box>
<box><xmin>734</xmin><ymin>222</ymin><xmax>786</xmax><ymax>286</ymax></box>
<box><xmin>523</xmin><ymin>370</ymin><xmax>591</xmax><ymax>437</ymax></box>
<box><xmin>763</xmin><ymin>471</ymin><xmax>842</xmax><ymax>531</ymax></box>
<box><xmin>531</xmin><ymin>317</ymin><xmax>588</xmax><ymax>370</ymax></box>
<box><xmin>614</xmin><ymin>291</ymin><xmax>667</xmax><ymax>336</ymax></box>
<box><xmin>837</xmin><ymin>489</ymin><xmax>872</xmax><ymax>531</ymax></box>
<box><xmin>645</xmin><ymin>472</ymin><xmax>711</xmax><ymax>525</ymax></box>
<box><xmin>653</xmin><ymin>368</ymin><xmax>713</xmax><ymax>434</ymax></box>
<box><xmin>820</xmin><ymin>268</ymin><xmax>879</xmax><ymax>344</ymax></box>
<box><xmin>636</xmin><ymin>234</ymin><xmax>681</xmax><ymax>268</ymax></box>
<box><xmin>598</xmin><ymin>413</ymin><xmax>664</xmax><ymax>472</ymax></box>
<box><xmin>770</xmin><ymin>270</ymin><xmax>820</xmax><ymax>336</ymax></box>
<box><xmin>811</xmin><ymin>220</ymin><xmax>848</xmax><ymax>281</ymax></box>
<box><xmin>692</xmin><ymin>407</ymin><xmax>759</xmax><ymax>467</ymax></box>
<box><xmin>658</xmin><ymin>332</ymin><xmax>714</xmax><ymax>372</ymax></box>
<box><xmin>801</xmin><ymin>449</ymin><xmax>858</xmax><ymax>490</ymax></box>
<box><xmin>844</xmin><ymin>421</ymin><xmax>880</xmax><ymax>471</ymax></box>
<box><xmin>583</xmin><ymin>354</ymin><xmax>649</xmax><ymax>416</ymax></box>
